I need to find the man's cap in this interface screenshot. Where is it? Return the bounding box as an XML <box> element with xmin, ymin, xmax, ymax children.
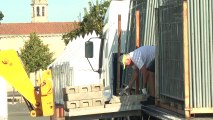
<box><xmin>119</xmin><ymin>54</ymin><xmax>127</xmax><ymax>69</ymax></box>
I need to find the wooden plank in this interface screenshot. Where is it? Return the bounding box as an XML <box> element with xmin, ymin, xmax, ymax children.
<box><xmin>65</xmin><ymin>103</ymin><xmax>142</xmax><ymax>117</ymax></box>
<box><xmin>135</xmin><ymin>10</ymin><xmax>140</xmax><ymax>95</ymax></box>
<box><xmin>191</xmin><ymin>108</ymin><xmax>213</xmax><ymax>114</ymax></box>
<box><xmin>64</xmin><ymin>91</ymin><xmax>103</xmax><ymax>101</ymax></box>
<box><xmin>116</xmin><ymin>14</ymin><xmax>121</xmax><ymax>94</ymax></box>
<box><xmin>110</xmin><ymin>95</ymin><xmax>146</xmax><ymax>104</ymax></box>
<box><xmin>183</xmin><ymin>1</ymin><xmax>190</xmax><ymax>118</ymax></box>
<box><xmin>65</xmin><ymin>110</ymin><xmax>141</xmax><ymax>120</ymax></box>
<box><xmin>109</xmin><ymin>96</ymin><xmax>121</xmax><ymax>103</ymax></box>
<box><xmin>135</xmin><ymin>10</ymin><xmax>140</xmax><ymax>48</ymax></box>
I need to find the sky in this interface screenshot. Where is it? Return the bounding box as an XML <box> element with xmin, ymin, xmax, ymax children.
<box><xmin>0</xmin><ymin>0</ymin><xmax>97</xmax><ymax>23</ymax></box>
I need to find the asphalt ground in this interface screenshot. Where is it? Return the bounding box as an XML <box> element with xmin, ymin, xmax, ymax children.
<box><xmin>8</xmin><ymin>103</ymin><xmax>50</xmax><ymax>120</ymax></box>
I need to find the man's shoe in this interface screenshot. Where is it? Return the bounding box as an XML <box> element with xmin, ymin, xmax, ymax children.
<box><xmin>142</xmin><ymin>88</ymin><xmax>147</xmax><ymax>95</ymax></box>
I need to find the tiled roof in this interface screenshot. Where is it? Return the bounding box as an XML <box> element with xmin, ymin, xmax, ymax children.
<box><xmin>0</xmin><ymin>22</ymin><xmax>79</xmax><ymax>35</ymax></box>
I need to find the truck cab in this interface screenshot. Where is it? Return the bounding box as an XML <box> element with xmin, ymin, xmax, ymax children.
<box><xmin>85</xmin><ymin>0</ymin><xmax>131</xmax><ymax>102</ymax></box>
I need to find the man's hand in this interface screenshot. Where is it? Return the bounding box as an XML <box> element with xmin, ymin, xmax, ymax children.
<box><xmin>128</xmin><ymin>84</ymin><xmax>133</xmax><ymax>95</ymax></box>
<box><xmin>119</xmin><ymin>85</ymin><xmax>129</xmax><ymax>96</ymax></box>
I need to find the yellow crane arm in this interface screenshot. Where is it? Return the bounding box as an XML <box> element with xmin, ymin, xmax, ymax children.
<box><xmin>0</xmin><ymin>50</ymin><xmax>36</xmax><ymax>105</ymax></box>
<box><xmin>0</xmin><ymin>50</ymin><xmax>54</xmax><ymax>117</ymax></box>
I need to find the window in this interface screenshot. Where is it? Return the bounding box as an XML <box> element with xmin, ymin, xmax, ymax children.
<box><xmin>42</xmin><ymin>7</ymin><xmax>45</xmax><ymax>16</ymax></box>
<box><xmin>33</xmin><ymin>7</ymin><xmax>35</xmax><ymax>17</ymax></box>
<box><xmin>37</xmin><ymin>6</ymin><xmax>40</xmax><ymax>16</ymax></box>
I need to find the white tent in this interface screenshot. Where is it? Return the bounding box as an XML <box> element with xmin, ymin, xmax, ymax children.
<box><xmin>49</xmin><ymin>31</ymin><xmax>101</xmax><ymax>104</ymax></box>
<box><xmin>50</xmin><ymin>31</ymin><xmax>101</xmax><ymax>85</ymax></box>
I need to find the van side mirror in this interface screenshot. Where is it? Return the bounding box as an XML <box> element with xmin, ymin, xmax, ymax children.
<box><xmin>85</xmin><ymin>41</ymin><xmax>93</xmax><ymax>58</ymax></box>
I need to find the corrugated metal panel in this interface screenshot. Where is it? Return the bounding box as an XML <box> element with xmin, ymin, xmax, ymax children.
<box><xmin>158</xmin><ymin>0</ymin><xmax>213</xmax><ymax>114</ymax></box>
<box><xmin>188</xmin><ymin>0</ymin><xmax>213</xmax><ymax>109</ymax></box>
<box><xmin>158</xmin><ymin>0</ymin><xmax>184</xmax><ymax>106</ymax></box>
<box><xmin>52</xmin><ymin>62</ymin><xmax>73</xmax><ymax>104</ymax></box>
<box><xmin>126</xmin><ymin>0</ymin><xmax>158</xmax><ymax>51</ymax></box>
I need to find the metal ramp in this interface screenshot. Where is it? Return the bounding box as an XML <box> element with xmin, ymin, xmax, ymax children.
<box><xmin>141</xmin><ymin>105</ymin><xmax>184</xmax><ymax>120</ymax></box>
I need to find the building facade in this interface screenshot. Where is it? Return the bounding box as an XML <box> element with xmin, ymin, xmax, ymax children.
<box><xmin>0</xmin><ymin>22</ymin><xmax>78</xmax><ymax>58</ymax></box>
<box><xmin>0</xmin><ymin>0</ymin><xmax>79</xmax><ymax>91</ymax></box>
<box><xmin>31</xmin><ymin>0</ymin><xmax>48</xmax><ymax>23</ymax></box>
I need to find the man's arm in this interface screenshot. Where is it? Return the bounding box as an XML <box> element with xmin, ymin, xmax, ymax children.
<box><xmin>141</xmin><ymin>65</ymin><xmax>149</xmax><ymax>88</ymax></box>
<box><xmin>128</xmin><ymin>67</ymin><xmax>139</xmax><ymax>92</ymax></box>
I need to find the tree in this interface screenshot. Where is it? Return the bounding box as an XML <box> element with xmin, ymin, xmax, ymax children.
<box><xmin>0</xmin><ymin>11</ymin><xmax>4</xmax><ymax>21</ymax></box>
<box><xmin>63</xmin><ymin>0</ymin><xmax>111</xmax><ymax>45</ymax></box>
<box><xmin>20</xmin><ymin>33</ymin><xmax>54</xmax><ymax>84</ymax></box>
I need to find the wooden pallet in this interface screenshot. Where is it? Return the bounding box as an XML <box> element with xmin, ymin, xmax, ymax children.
<box><xmin>65</xmin><ymin>95</ymin><xmax>146</xmax><ymax>117</ymax></box>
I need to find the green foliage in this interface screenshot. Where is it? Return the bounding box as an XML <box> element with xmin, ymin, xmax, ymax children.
<box><xmin>20</xmin><ymin>33</ymin><xmax>54</xmax><ymax>74</ymax></box>
<box><xmin>0</xmin><ymin>11</ymin><xmax>4</xmax><ymax>21</ymax></box>
<box><xmin>63</xmin><ymin>0</ymin><xmax>111</xmax><ymax>45</ymax></box>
